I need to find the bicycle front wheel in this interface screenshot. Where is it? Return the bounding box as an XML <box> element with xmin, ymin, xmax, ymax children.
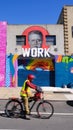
<box><xmin>5</xmin><ymin>99</ymin><xmax>23</xmax><ymax>118</ymax></box>
<box><xmin>36</xmin><ymin>100</ymin><xmax>54</xmax><ymax>119</ymax></box>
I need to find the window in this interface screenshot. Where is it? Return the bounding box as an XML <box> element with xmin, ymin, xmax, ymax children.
<box><xmin>46</xmin><ymin>35</ymin><xmax>56</xmax><ymax>46</ymax></box>
<box><xmin>16</xmin><ymin>35</ymin><xmax>26</xmax><ymax>45</ymax></box>
<box><xmin>71</xmin><ymin>26</ymin><xmax>73</xmax><ymax>37</ymax></box>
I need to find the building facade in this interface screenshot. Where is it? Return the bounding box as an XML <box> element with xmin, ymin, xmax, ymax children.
<box><xmin>57</xmin><ymin>5</ymin><xmax>73</xmax><ymax>55</ymax></box>
<box><xmin>7</xmin><ymin>24</ymin><xmax>64</xmax><ymax>87</ymax></box>
<box><xmin>0</xmin><ymin>5</ymin><xmax>73</xmax><ymax>88</ymax></box>
<box><xmin>7</xmin><ymin>24</ymin><xmax>64</xmax><ymax>55</ymax></box>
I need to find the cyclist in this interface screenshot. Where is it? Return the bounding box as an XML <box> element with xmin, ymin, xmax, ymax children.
<box><xmin>20</xmin><ymin>74</ymin><xmax>39</xmax><ymax>119</ymax></box>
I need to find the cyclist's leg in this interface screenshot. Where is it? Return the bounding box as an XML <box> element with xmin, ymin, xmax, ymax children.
<box><xmin>25</xmin><ymin>92</ymin><xmax>34</xmax><ymax>113</ymax></box>
<box><xmin>24</xmin><ymin>96</ymin><xmax>31</xmax><ymax>119</ymax></box>
<box><xmin>24</xmin><ymin>97</ymin><xmax>30</xmax><ymax>115</ymax></box>
<box><xmin>21</xmin><ymin>96</ymin><xmax>30</xmax><ymax>115</ymax></box>
<box><xmin>22</xmin><ymin>92</ymin><xmax>34</xmax><ymax>119</ymax></box>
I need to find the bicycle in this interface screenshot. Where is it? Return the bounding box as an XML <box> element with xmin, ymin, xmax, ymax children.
<box><xmin>5</xmin><ymin>89</ymin><xmax>54</xmax><ymax>119</ymax></box>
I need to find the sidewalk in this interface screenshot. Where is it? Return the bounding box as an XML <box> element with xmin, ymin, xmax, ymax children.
<box><xmin>44</xmin><ymin>87</ymin><xmax>73</xmax><ymax>101</ymax></box>
<box><xmin>0</xmin><ymin>87</ymin><xmax>73</xmax><ymax>101</ymax></box>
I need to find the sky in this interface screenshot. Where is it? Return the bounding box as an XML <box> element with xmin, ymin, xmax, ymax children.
<box><xmin>0</xmin><ymin>0</ymin><xmax>73</xmax><ymax>24</ymax></box>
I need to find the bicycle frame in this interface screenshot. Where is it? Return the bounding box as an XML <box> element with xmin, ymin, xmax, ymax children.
<box><xmin>20</xmin><ymin>92</ymin><xmax>44</xmax><ymax>112</ymax></box>
<box><xmin>29</xmin><ymin>97</ymin><xmax>44</xmax><ymax>112</ymax></box>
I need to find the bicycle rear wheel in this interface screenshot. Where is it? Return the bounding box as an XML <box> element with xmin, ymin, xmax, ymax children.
<box><xmin>5</xmin><ymin>99</ymin><xmax>23</xmax><ymax>118</ymax></box>
<box><xmin>36</xmin><ymin>100</ymin><xmax>54</xmax><ymax>119</ymax></box>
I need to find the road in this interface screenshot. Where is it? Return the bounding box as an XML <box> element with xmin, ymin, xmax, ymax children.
<box><xmin>0</xmin><ymin>100</ymin><xmax>73</xmax><ymax>129</ymax></box>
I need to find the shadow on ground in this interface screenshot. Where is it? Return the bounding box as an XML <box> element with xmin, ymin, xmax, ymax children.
<box><xmin>66</xmin><ymin>100</ymin><xmax>73</xmax><ymax>107</ymax></box>
<box><xmin>0</xmin><ymin>113</ymin><xmax>39</xmax><ymax>120</ymax></box>
<box><xmin>0</xmin><ymin>113</ymin><xmax>7</xmax><ymax>118</ymax></box>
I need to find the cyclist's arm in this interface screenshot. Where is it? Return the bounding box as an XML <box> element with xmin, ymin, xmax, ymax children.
<box><xmin>26</xmin><ymin>81</ymin><xmax>37</xmax><ymax>90</ymax></box>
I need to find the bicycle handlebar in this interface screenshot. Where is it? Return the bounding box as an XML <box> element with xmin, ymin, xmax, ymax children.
<box><xmin>36</xmin><ymin>87</ymin><xmax>43</xmax><ymax>93</ymax></box>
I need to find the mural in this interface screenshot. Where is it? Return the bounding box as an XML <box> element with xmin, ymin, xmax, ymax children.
<box><xmin>5</xmin><ymin>55</ymin><xmax>73</xmax><ymax>87</ymax></box>
<box><xmin>18</xmin><ymin>57</ymin><xmax>54</xmax><ymax>87</ymax></box>
<box><xmin>22</xmin><ymin>26</ymin><xmax>56</xmax><ymax>58</ymax></box>
<box><xmin>6</xmin><ymin>54</ymin><xmax>18</xmax><ymax>87</ymax></box>
<box><xmin>0</xmin><ymin>23</ymin><xmax>72</xmax><ymax>88</ymax></box>
<box><xmin>0</xmin><ymin>22</ymin><xmax>7</xmax><ymax>86</ymax></box>
<box><xmin>5</xmin><ymin>54</ymin><xmax>54</xmax><ymax>87</ymax></box>
<box><xmin>55</xmin><ymin>55</ymin><xmax>73</xmax><ymax>87</ymax></box>
<box><xmin>22</xmin><ymin>26</ymin><xmax>49</xmax><ymax>49</ymax></box>
<box><xmin>6</xmin><ymin>55</ymin><xmax>11</xmax><ymax>87</ymax></box>
<box><xmin>28</xmin><ymin>31</ymin><xmax>43</xmax><ymax>48</ymax></box>
<box><xmin>25</xmin><ymin>58</ymin><xmax>54</xmax><ymax>71</ymax></box>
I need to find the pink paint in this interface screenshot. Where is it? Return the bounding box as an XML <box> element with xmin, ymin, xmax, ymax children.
<box><xmin>0</xmin><ymin>22</ymin><xmax>7</xmax><ymax>86</ymax></box>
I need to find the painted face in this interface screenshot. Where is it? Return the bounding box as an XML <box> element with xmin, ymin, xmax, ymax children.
<box><xmin>28</xmin><ymin>32</ymin><xmax>43</xmax><ymax>48</ymax></box>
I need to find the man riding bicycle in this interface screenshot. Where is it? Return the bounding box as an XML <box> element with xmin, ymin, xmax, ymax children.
<box><xmin>20</xmin><ymin>74</ymin><xmax>40</xmax><ymax>119</ymax></box>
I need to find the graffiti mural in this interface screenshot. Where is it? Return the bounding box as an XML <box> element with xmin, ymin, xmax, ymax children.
<box><xmin>0</xmin><ymin>22</ymin><xmax>7</xmax><ymax>86</ymax></box>
<box><xmin>22</xmin><ymin>26</ymin><xmax>56</xmax><ymax>58</ymax></box>
<box><xmin>17</xmin><ymin>25</ymin><xmax>55</xmax><ymax>87</ymax></box>
<box><xmin>18</xmin><ymin>56</ymin><xmax>54</xmax><ymax>87</ymax></box>
<box><xmin>5</xmin><ymin>54</ymin><xmax>73</xmax><ymax>87</ymax></box>
<box><xmin>3</xmin><ymin>25</ymin><xmax>73</xmax><ymax>88</ymax></box>
<box><xmin>22</xmin><ymin>26</ymin><xmax>49</xmax><ymax>49</ymax></box>
<box><xmin>6</xmin><ymin>54</ymin><xmax>18</xmax><ymax>87</ymax></box>
<box><xmin>55</xmin><ymin>55</ymin><xmax>73</xmax><ymax>87</ymax></box>
<box><xmin>25</xmin><ymin>58</ymin><xmax>54</xmax><ymax>71</ymax></box>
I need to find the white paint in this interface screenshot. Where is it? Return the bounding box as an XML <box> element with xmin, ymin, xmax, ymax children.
<box><xmin>22</xmin><ymin>48</ymin><xmax>52</xmax><ymax>57</ymax></box>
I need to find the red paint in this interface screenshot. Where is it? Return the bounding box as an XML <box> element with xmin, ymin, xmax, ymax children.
<box><xmin>22</xmin><ymin>26</ymin><xmax>50</xmax><ymax>49</ymax></box>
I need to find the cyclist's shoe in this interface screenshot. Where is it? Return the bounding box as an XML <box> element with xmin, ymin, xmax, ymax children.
<box><xmin>25</xmin><ymin>114</ymin><xmax>30</xmax><ymax>120</ymax></box>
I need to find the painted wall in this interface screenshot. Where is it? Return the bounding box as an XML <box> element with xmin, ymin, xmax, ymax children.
<box><xmin>18</xmin><ymin>58</ymin><xmax>55</xmax><ymax>87</ymax></box>
<box><xmin>55</xmin><ymin>55</ymin><xmax>73</xmax><ymax>87</ymax></box>
<box><xmin>7</xmin><ymin>25</ymin><xmax>64</xmax><ymax>55</ymax></box>
<box><xmin>0</xmin><ymin>23</ymin><xmax>73</xmax><ymax>88</ymax></box>
<box><xmin>5</xmin><ymin>54</ymin><xmax>73</xmax><ymax>88</ymax></box>
<box><xmin>0</xmin><ymin>22</ymin><xmax>7</xmax><ymax>86</ymax></box>
<box><xmin>5</xmin><ymin>54</ymin><xmax>55</xmax><ymax>87</ymax></box>
<box><xmin>6</xmin><ymin>54</ymin><xmax>18</xmax><ymax>87</ymax></box>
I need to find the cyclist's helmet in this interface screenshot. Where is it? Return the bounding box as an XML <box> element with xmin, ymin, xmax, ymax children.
<box><xmin>28</xmin><ymin>74</ymin><xmax>35</xmax><ymax>81</ymax></box>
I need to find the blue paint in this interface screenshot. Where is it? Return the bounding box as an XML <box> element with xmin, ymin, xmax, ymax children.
<box><xmin>18</xmin><ymin>69</ymin><xmax>51</xmax><ymax>87</ymax></box>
